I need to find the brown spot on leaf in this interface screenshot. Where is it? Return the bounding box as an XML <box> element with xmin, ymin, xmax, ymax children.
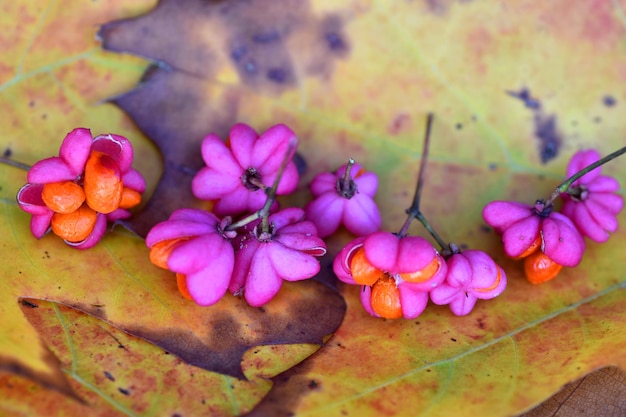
<box><xmin>126</xmin><ymin>279</ymin><xmax>345</xmax><ymax>379</ymax></box>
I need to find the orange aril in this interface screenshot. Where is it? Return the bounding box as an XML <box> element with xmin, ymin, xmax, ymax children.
<box><xmin>474</xmin><ymin>268</ymin><xmax>503</xmax><ymax>293</ymax></box>
<box><xmin>400</xmin><ymin>256</ymin><xmax>441</xmax><ymax>283</ymax></box>
<box><xmin>176</xmin><ymin>273</ymin><xmax>194</xmax><ymax>300</ymax></box>
<box><xmin>51</xmin><ymin>204</ymin><xmax>97</xmax><ymax>242</ymax></box>
<box><xmin>524</xmin><ymin>251</ymin><xmax>563</xmax><ymax>285</ymax></box>
<box><xmin>84</xmin><ymin>151</ymin><xmax>123</xmax><ymax>214</ymax></box>
<box><xmin>41</xmin><ymin>181</ymin><xmax>85</xmax><ymax>214</ymax></box>
<box><xmin>350</xmin><ymin>248</ymin><xmax>382</xmax><ymax>285</ymax></box>
<box><xmin>370</xmin><ymin>276</ymin><xmax>403</xmax><ymax>319</ymax></box>
<box><xmin>149</xmin><ymin>238</ymin><xmax>189</xmax><ymax>270</ymax></box>
<box><xmin>119</xmin><ymin>187</ymin><xmax>142</xmax><ymax>209</ymax></box>
<box><xmin>513</xmin><ymin>235</ymin><xmax>542</xmax><ymax>260</ymax></box>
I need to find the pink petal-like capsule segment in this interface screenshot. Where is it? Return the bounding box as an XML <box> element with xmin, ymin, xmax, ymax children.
<box><xmin>122</xmin><ymin>169</ymin><xmax>146</xmax><ymax>193</ymax></box>
<box><xmin>167</xmin><ymin>234</ymin><xmax>234</xmax><ymax>276</ymax></box>
<box><xmin>58</xmin><ymin>128</ymin><xmax>93</xmax><ymax>177</ymax></box>
<box><xmin>251</xmin><ymin>124</ymin><xmax>298</xmax><ymax>174</ymax></box>
<box><xmin>359</xmin><ymin>285</ymin><xmax>379</xmax><ymax>317</ymax></box>
<box><xmin>365</xmin><ymin>233</ymin><xmax>437</xmax><ymax>274</ymax></box>
<box><xmin>29</xmin><ymin>212</ymin><xmax>53</xmax><ymax>238</ymax></box>
<box><xmin>342</xmin><ymin>195</ymin><xmax>382</xmax><ymax>237</ymax></box>
<box><xmin>332</xmin><ymin>237</ymin><xmax>366</xmax><ymax>285</ymax></box>
<box><xmin>268</xmin><ymin>243</ymin><xmax>322</xmax><ymax>281</ymax></box>
<box><xmin>464</xmin><ymin>250</ymin><xmax>507</xmax><ymax>299</ymax></box>
<box><xmin>501</xmin><ymin>215</ymin><xmax>541</xmax><ymax>258</ymax></box>
<box><xmin>353</xmin><ymin>171</ymin><xmax>379</xmax><ymax>197</ymax></box>
<box><xmin>168</xmin><ymin>208</ymin><xmax>220</xmax><ymax>225</ymax></box>
<box><xmin>398</xmin><ymin>254</ymin><xmax>448</xmax><ymax>292</ymax></box>
<box><xmin>429</xmin><ymin>283</ymin><xmax>463</xmax><ymax>306</ymax></box>
<box><xmin>275</xmin><ymin>228</ymin><xmax>327</xmax><ymax>255</ymax></box>
<box><xmin>588</xmin><ymin>191</ymin><xmax>624</xmax><ymax>214</ymax></box>
<box><xmin>443</xmin><ymin>253</ymin><xmax>472</xmax><ymax>288</ymax></box>
<box><xmin>229</xmin><ymin>236</ymin><xmax>260</xmax><ymax>295</ymax></box>
<box><xmin>482</xmin><ymin>201</ymin><xmax>534</xmax><ymax>234</ymax></box>
<box><xmin>563</xmin><ymin>201</ymin><xmax>611</xmax><ymax>243</ymax></box>
<box><xmin>398</xmin><ymin>283</ymin><xmax>430</xmax><ymax>319</ymax></box>
<box><xmin>448</xmin><ymin>293</ymin><xmax>478</xmax><ymax>317</ymax></box>
<box><xmin>64</xmin><ymin>213</ymin><xmax>107</xmax><ymax>250</ymax></box>
<box><xmin>106</xmin><ymin>208</ymin><xmax>131</xmax><ymax>222</ymax></box>
<box><xmin>541</xmin><ymin>213</ymin><xmax>585</xmax><ymax>267</ymax></box>
<box><xmin>304</xmin><ymin>192</ymin><xmax>345</xmax><ymax>238</ymax></box>
<box><xmin>27</xmin><ymin>157</ymin><xmax>77</xmax><ymax>184</ymax></box>
<box><xmin>585</xmin><ymin>197</ymin><xmax>620</xmax><ymax>230</ymax></box>
<box><xmin>17</xmin><ymin>184</ymin><xmax>51</xmax><ymax>215</ymax></box>
<box><xmin>228</xmin><ymin>123</ymin><xmax>259</xmax><ymax>169</ymax></box>
<box><xmin>91</xmin><ymin>134</ymin><xmax>133</xmax><ymax>174</ymax></box>
<box><xmin>566</xmin><ymin>149</ymin><xmax>601</xmax><ymax>185</ymax></box>
<box><xmin>585</xmin><ymin>176</ymin><xmax>621</xmax><ymax>193</ymax></box>
<box><xmin>309</xmin><ymin>172</ymin><xmax>337</xmax><ymax>197</ymax></box>
<box><xmin>268</xmin><ymin>207</ymin><xmax>306</xmax><ymax>230</ymax></box>
<box><xmin>244</xmin><ymin>246</ymin><xmax>284</xmax><ymax>307</ymax></box>
<box><xmin>213</xmin><ymin>187</ymin><xmax>267</xmax><ymax>217</ymax></box>
<box><xmin>183</xmin><ymin>244</ymin><xmax>235</xmax><ymax>306</ymax></box>
<box><xmin>146</xmin><ymin>219</ymin><xmax>220</xmax><ymax>247</ymax></box>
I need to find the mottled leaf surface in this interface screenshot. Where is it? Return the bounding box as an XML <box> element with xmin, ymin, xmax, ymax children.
<box><xmin>100</xmin><ymin>0</ymin><xmax>626</xmax><ymax>416</ymax></box>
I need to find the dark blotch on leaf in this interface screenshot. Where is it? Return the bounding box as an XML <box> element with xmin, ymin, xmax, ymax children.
<box><xmin>104</xmin><ymin>371</ymin><xmax>115</xmax><ymax>381</ymax></box>
<box><xmin>3</xmin><ymin>148</ymin><xmax>11</xmax><ymax>157</ymax></box>
<box><xmin>267</xmin><ymin>68</ymin><xmax>289</xmax><ymax>83</ymax></box>
<box><xmin>507</xmin><ymin>88</ymin><xmax>541</xmax><ymax>110</ymax></box>
<box><xmin>21</xmin><ymin>300</ymin><xmax>38</xmax><ymax>309</ymax></box>
<box><xmin>118</xmin><ymin>387</ymin><xmax>130</xmax><ymax>396</ymax></box>
<box><xmin>603</xmin><ymin>95</ymin><xmax>616</xmax><ymax>107</ymax></box>
<box><xmin>325</xmin><ymin>32</ymin><xmax>345</xmax><ymax>51</ymax></box>
<box><xmin>253</xmin><ymin>30</ymin><xmax>281</xmax><ymax>43</ymax></box>
<box><xmin>534</xmin><ymin>114</ymin><xmax>561</xmax><ymax>164</ymax></box>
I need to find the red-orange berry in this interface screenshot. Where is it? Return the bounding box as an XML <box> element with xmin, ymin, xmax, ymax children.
<box><xmin>84</xmin><ymin>151</ymin><xmax>123</xmax><ymax>214</ymax></box>
<box><xmin>51</xmin><ymin>204</ymin><xmax>98</xmax><ymax>242</ymax></box>
<box><xmin>524</xmin><ymin>251</ymin><xmax>563</xmax><ymax>285</ymax></box>
<box><xmin>41</xmin><ymin>181</ymin><xmax>85</xmax><ymax>214</ymax></box>
<box><xmin>370</xmin><ymin>276</ymin><xmax>403</xmax><ymax>319</ymax></box>
<box><xmin>350</xmin><ymin>247</ymin><xmax>383</xmax><ymax>286</ymax></box>
<box><xmin>400</xmin><ymin>256</ymin><xmax>441</xmax><ymax>283</ymax></box>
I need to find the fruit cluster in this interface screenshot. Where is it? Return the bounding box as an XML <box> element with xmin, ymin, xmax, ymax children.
<box><xmin>14</xmin><ymin>122</ymin><xmax>624</xmax><ymax>315</ymax></box>
<box><xmin>16</xmin><ymin>128</ymin><xmax>146</xmax><ymax>249</ymax></box>
<box><xmin>483</xmin><ymin>149</ymin><xmax>623</xmax><ymax>284</ymax></box>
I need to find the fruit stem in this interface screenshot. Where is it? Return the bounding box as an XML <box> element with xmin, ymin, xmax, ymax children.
<box><xmin>547</xmin><ymin>146</ymin><xmax>626</xmax><ymax>205</ymax></box>
<box><xmin>398</xmin><ymin>113</ymin><xmax>434</xmax><ymax>237</ymax></box>
<box><xmin>0</xmin><ymin>156</ymin><xmax>31</xmax><ymax>171</ymax></box>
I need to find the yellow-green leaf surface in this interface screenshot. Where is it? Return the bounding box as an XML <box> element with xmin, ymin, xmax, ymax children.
<box><xmin>0</xmin><ymin>0</ymin><xmax>345</xmax><ymax>412</ymax></box>
<box><xmin>2</xmin><ymin>0</ymin><xmax>626</xmax><ymax>416</ymax></box>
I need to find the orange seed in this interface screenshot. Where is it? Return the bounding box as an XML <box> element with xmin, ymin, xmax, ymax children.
<box><xmin>176</xmin><ymin>273</ymin><xmax>194</xmax><ymax>300</ymax></box>
<box><xmin>84</xmin><ymin>151</ymin><xmax>123</xmax><ymax>214</ymax></box>
<box><xmin>41</xmin><ymin>181</ymin><xmax>85</xmax><ymax>214</ymax></box>
<box><xmin>524</xmin><ymin>251</ymin><xmax>563</xmax><ymax>285</ymax></box>
<box><xmin>51</xmin><ymin>204</ymin><xmax>98</xmax><ymax>242</ymax></box>
<box><xmin>149</xmin><ymin>238</ymin><xmax>189</xmax><ymax>270</ymax></box>
<box><xmin>350</xmin><ymin>248</ymin><xmax>383</xmax><ymax>286</ymax></box>
<box><xmin>370</xmin><ymin>276</ymin><xmax>403</xmax><ymax>319</ymax></box>
<box><xmin>119</xmin><ymin>187</ymin><xmax>142</xmax><ymax>209</ymax></box>
<box><xmin>400</xmin><ymin>256</ymin><xmax>441</xmax><ymax>283</ymax></box>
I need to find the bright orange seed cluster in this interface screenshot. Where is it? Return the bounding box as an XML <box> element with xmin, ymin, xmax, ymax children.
<box><xmin>41</xmin><ymin>151</ymin><xmax>141</xmax><ymax>242</ymax></box>
<box><xmin>514</xmin><ymin>235</ymin><xmax>563</xmax><ymax>284</ymax></box>
<box><xmin>350</xmin><ymin>247</ymin><xmax>441</xmax><ymax>319</ymax></box>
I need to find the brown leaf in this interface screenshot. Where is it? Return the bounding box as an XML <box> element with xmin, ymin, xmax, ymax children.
<box><xmin>98</xmin><ymin>0</ymin><xmax>351</xmax><ymax>235</ymax></box>
<box><xmin>521</xmin><ymin>367</ymin><xmax>626</xmax><ymax>417</ymax></box>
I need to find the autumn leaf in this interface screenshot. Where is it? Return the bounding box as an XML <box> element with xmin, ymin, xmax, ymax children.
<box><xmin>0</xmin><ymin>0</ymin><xmax>345</xmax><ymax>406</ymax></box>
<box><xmin>98</xmin><ymin>0</ymin><xmax>626</xmax><ymax>415</ymax></box>
<box><xmin>0</xmin><ymin>299</ymin><xmax>320</xmax><ymax>416</ymax></box>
